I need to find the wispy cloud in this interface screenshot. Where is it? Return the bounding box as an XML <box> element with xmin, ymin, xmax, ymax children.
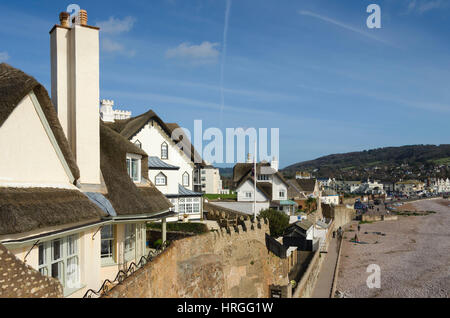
<box><xmin>0</xmin><ymin>51</ymin><xmax>9</xmax><ymax>62</ymax></box>
<box><xmin>96</xmin><ymin>16</ymin><xmax>136</xmax><ymax>34</ymax></box>
<box><xmin>406</xmin><ymin>0</ymin><xmax>449</xmax><ymax>14</ymax></box>
<box><xmin>165</xmin><ymin>41</ymin><xmax>220</xmax><ymax>64</ymax></box>
<box><xmin>96</xmin><ymin>16</ymin><xmax>137</xmax><ymax>57</ymax></box>
<box><xmin>102</xmin><ymin>38</ymin><xmax>136</xmax><ymax>57</ymax></box>
<box><xmin>298</xmin><ymin>10</ymin><xmax>394</xmax><ymax>47</ymax></box>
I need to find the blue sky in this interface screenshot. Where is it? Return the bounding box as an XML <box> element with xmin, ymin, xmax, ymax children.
<box><xmin>1</xmin><ymin>0</ymin><xmax>449</xmax><ymax>168</ymax></box>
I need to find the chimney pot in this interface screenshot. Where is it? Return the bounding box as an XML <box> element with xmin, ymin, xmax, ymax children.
<box><xmin>79</xmin><ymin>10</ymin><xmax>88</xmax><ymax>26</ymax></box>
<box><xmin>59</xmin><ymin>12</ymin><xmax>70</xmax><ymax>27</ymax></box>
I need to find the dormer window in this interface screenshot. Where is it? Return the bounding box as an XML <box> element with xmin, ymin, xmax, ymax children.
<box><xmin>134</xmin><ymin>140</ymin><xmax>142</xmax><ymax>149</ymax></box>
<box><xmin>155</xmin><ymin>172</ymin><xmax>167</xmax><ymax>186</ymax></box>
<box><xmin>161</xmin><ymin>142</ymin><xmax>168</xmax><ymax>159</ymax></box>
<box><xmin>126</xmin><ymin>154</ymin><xmax>141</xmax><ymax>183</ymax></box>
<box><xmin>182</xmin><ymin>172</ymin><xmax>190</xmax><ymax>187</ymax></box>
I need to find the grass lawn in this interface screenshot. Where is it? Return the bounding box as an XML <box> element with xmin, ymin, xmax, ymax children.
<box><xmin>203</xmin><ymin>193</ymin><xmax>237</xmax><ymax>200</ymax></box>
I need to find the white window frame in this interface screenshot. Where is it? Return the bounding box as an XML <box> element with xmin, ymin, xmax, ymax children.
<box><xmin>182</xmin><ymin>172</ymin><xmax>190</xmax><ymax>187</ymax></box>
<box><xmin>279</xmin><ymin>191</ymin><xmax>286</xmax><ymax>198</ymax></box>
<box><xmin>101</xmin><ymin>225</ymin><xmax>116</xmax><ymax>265</ymax></box>
<box><xmin>126</xmin><ymin>153</ymin><xmax>142</xmax><ymax>183</ymax></box>
<box><xmin>38</xmin><ymin>234</ymin><xmax>80</xmax><ymax>296</ymax></box>
<box><xmin>161</xmin><ymin>142</ymin><xmax>168</xmax><ymax>159</ymax></box>
<box><xmin>178</xmin><ymin>197</ymin><xmax>200</xmax><ymax>215</ymax></box>
<box><xmin>155</xmin><ymin>172</ymin><xmax>167</xmax><ymax>186</ymax></box>
<box><xmin>245</xmin><ymin>192</ymin><xmax>252</xmax><ymax>198</ymax></box>
<box><xmin>258</xmin><ymin>174</ymin><xmax>270</xmax><ymax>181</ymax></box>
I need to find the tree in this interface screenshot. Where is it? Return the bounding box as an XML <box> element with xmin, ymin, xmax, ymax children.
<box><xmin>306</xmin><ymin>197</ymin><xmax>317</xmax><ymax>213</ymax></box>
<box><xmin>259</xmin><ymin>209</ymin><xmax>289</xmax><ymax>238</ymax></box>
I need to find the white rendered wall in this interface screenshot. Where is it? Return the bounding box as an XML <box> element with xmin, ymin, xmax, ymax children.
<box><xmin>202</xmin><ymin>167</ymin><xmax>221</xmax><ymax>194</ymax></box>
<box><xmin>271</xmin><ymin>175</ymin><xmax>288</xmax><ymax>201</ymax></box>
<box><xmin>130</xmin><ymin>122</ymin><xmax>195</xmax><ymax>194</ymax></box>
<box><xmin>50</xmin><ymin>25</ymin><xmax>101</xmax><ymax>185</ymax></box>
<box><xmin>0</xmin><ymin>95</ymin><xmax>72</xmax><ymax>185</ymax></box>
<box><xmin>237</xmin><ymin>179</ymin><xmax>268</xmax><ymax>202</ymax></box>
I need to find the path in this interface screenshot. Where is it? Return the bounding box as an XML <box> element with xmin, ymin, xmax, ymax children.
<box><xmin>311</xmin><ymin>236</ymin><xmax>340</xmax><ymax>298</ymax></box>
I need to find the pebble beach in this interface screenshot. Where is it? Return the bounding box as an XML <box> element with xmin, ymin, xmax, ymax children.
<box><xmin>336</xmin><ymin>198</ymin><xmax>450</xmax><ymax>298</ymax></box>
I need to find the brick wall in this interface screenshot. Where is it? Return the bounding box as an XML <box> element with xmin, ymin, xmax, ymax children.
<box><xmin>104</xmin><ymin>219</ymin><xmax>289</xmax><ymax>298</ymax></box>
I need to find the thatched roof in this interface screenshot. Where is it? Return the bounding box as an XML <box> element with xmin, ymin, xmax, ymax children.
<box><xmin>0</xmin><ymin>188</ymin><xmax>106</xmax><ymax>236</ymax></box>
<box><xmin>106</xmin><ymin>110</ymin><xmax>204</xmax><ymax>166</ymax></box>
<box><xmin>0</xmin><ymin>63</ymin><xmax>80</xmax><ymax>182</ymax></box>
<box><xmin>0</xmin><ymin>244</ymin><xmax>63</xmax><ymax>298</ymax></box>
<box><xmin>293</xmin><ymin>179</ymin><xmax>317</xmax><ymax>193</ymax></box>
<box><xmin>100</xmin><ymin>123</ymin><xmax>172</xmax><ymax>216</ymax></box>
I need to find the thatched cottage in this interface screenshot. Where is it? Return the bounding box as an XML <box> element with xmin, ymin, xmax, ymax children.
<box><xmin>0</xmin><ymin>9</ymin><xmax>173</xmax><ymax>298</ymax></box>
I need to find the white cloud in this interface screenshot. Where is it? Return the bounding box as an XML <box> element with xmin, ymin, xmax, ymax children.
<box><xmin>406</xmin><ymin>0</ymin><xmax>448</xmax><ymax>14</ymax></box>
<box><xmin>101</xmin><ymin>38</ymin><xmax>135</xmax><ymax>57</ymax></box>
<box><xmin>0</xmin><ymin>51</ymin><xmax>10</xmax><ymax>62</ymax></box>
<box><xmin>165</xmin><ymin>42</ymin><xmax>220</xmax><ymax>64</ymax></box>
<box><xmin>96</xmin><ymin>16</ymin><xmax>136</xmax><ymax>34</ymax></box>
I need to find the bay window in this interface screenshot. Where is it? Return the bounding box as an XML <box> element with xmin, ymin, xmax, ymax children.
<box><xmin>178</xmin><ymin>197</ymin><xmax>200</xmax><ymax>214</ymax></box>
<box><xmin>38</xmin><ymin>234</ymin><xmax>80</xmax><ymax>295</ymax></box>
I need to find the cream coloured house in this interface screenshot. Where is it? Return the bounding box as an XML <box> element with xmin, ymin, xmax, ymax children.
<box><xmin>0</xmin><ymin>9</ymin><xmax>173</xmax><ymax>298</ymax></box>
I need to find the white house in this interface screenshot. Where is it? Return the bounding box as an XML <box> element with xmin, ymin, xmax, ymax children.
<box><xmin>232</xmin><ymin>157</ymin><xmax>296</xmax><ymax>215</ymax></box>
<box><xmin>101</xmin><ymin>109</ymin><xmax>204</xmax><ymax>222</ymax></box>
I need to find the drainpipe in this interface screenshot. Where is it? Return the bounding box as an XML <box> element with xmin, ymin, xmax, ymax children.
<box><xmin>162</xmin><ymin>218</ymin><xmax>167</xmax><ymax>243</ymax></box>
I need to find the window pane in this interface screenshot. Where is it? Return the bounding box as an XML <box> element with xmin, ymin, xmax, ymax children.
<box><xmin>132</xmin><ymin>159</ymin><xmax>139</xmax><ymax>180</ymax></box>
<box><xmin>101</xmin><ymin>225</ymin><xmax>113</xmax><ymax>240</ymax></box>
<box><xmin>127</xmin><ymin>158</ymin><xmax>131</xmax><ymax>177</ymax></box>
<box><xmin>38</xmin><ymin>244</ymin><xmax>46</xmax><ymax>266</ymax></box>
<box><xmin>52</xmin><ymin>239</ymin><xmax>62</xmax><ymax>261</ymax></box>
<box><xmin>51</xmin><ymin>261</ymin><xmax>63</xmax><ymax>283</ymax></box>
<box><xmin>66</xmin><ymin>256</ymin><xmax>79</xmax><ymax>288</ymax></box>
<box><xmin>67</xmin><ymin>235</ymin><xmax>77</xmax><ymax>256</ymax></box>
<box><xmin>101</xmin><ymin>239</ymin><xmax>113</xmax><ymax>258</ymax></box>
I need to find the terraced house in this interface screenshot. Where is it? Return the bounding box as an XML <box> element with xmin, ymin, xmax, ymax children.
<box><xmin>0</xmin><ymin>10</ymin><xmax>173</xmax><ymax>297</ymax></box>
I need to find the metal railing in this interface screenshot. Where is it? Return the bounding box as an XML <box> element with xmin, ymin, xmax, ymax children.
<box><xmin>83</xmin><ymin>240</ymin><xmax>171</xmax><ymax>298</ymax></box>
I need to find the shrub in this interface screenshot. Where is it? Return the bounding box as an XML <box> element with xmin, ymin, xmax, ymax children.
<box><xmin>259</xmin><ymin>209</ymin><xmax>289</xmax><ymax>238</ymax></box>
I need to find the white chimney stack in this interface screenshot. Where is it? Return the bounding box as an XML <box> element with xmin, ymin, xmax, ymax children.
<box><xmin>271</xmin><ymin>156</ymin><xmax>279</xmax><ymax>172</ymax></box>
<box><xmin>50</xmin><ymin>9</ymin><xmax>101</xmax><ymax>186</ymax></box>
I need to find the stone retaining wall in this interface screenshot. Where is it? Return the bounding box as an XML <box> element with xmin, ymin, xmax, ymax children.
<box><xmin>103</xmin><ymin>219</ymin><xmax>289</xmax><ymax>298</ymax></box>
